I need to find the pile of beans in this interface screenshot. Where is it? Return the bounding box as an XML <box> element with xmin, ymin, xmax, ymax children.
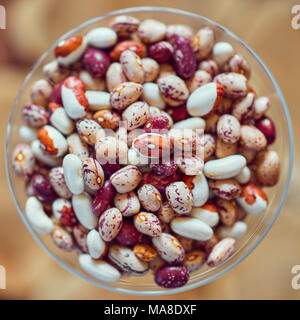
<box><xmin>12</xmin><ymin>15</ymin><xmax>280</xmax><ymax>289</ymax></box>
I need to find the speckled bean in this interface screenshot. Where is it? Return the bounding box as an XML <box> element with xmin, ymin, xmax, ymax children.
<box><xmin>217</xmin><ymin>114</ymin><xmax>241</xmax><ymax>144</ymax></box>
<box><xmin>110</xmin><ymin>165</ymin><xmax>142</xmax><ymax>193</ymax></box>
<box><xmin>134</xmin><ymin>212</ymin><xmax>161</xmax><ymax>237</ymax></box>
<box><xmin>184</xmin><ymin>250</ymin><xmax>206</xmax><ymax>273</ymax></box>
<box><xmin>92</xmin><ymin>180</ymin><xmax>116</xmax><ymax>216</ymax></box>
<box><xmin>30</xmin><ymin>79</ymin><xmax>53</xmax><ymax>107</ymax></box>
<box><xmin>22</xmin><ymin>104</ymin><xmax>49</xmax><ymax>128</ymax></box>
<box><xmin>152</xmin><ymin>233</ymin><xmax>185</xmax><ymax>264</ymax></box>
<box><xmin>114</xmin><ymin>192</ymin><xmax>141</xmax><ymax>217</ymax></box>
<box><xmin>207</xmin><ymin>237</ymin><xmax>235</xmax><ymax>267</ymax></box>
<box><xmin>98</xmin><ymin>207</ymin><xmax>123</xmax><ymax>241</ymax></box>
<box><xmin>208</xmin><ymin>179</ymin><xmax>241</xmax><ymax>200</ymax></box>
<box><xmin>120</xmin><ymin>50</ymin><xmax>144</xmax><ymax>83</ymax></box>
<box><xmin>214</xmin><ymin>72</ymin><xmax>248</xmax><ymax>99</ymax></box>
<box><xmin>110</xmin><ymin>82</ymin><xmax>143</xmax><ymax>111</ymax></box>
<box><xmin>215</xmin><ymin>137</ymin><xmax>237</xmax><ymax>158</ymax></box>
<box><xmin>216</xmin><ymin>198</ymin><xmax>237</xmax><ymax>227</ymax></box>
<box><xmin>52</xmin><ymin>226</ymin><xmax>74</xmax><ymax>251</ymax></box>
<box><xmin>169</xmin><ymin>34</ymin><xmax>196</xmax><ymax>79</ymax></box>
<box><xmin>108</xmin><ymin>245</ymin><xmax>149</xmax><ymax>276</ymax></box>
<box><xmin>52</xmin><ymin>198</ymin><xmax>77</xmax><ymax>226</ymax></box>
<box><xmin>256</xmin><ymin>150</ymin><xmax>280</xmax><ymax>186</ymax></box>
<box><xmin>166</xmin><ymin>181</ymin><xmax>193</xmax><ymax>215</ymax></box>
<box><xmin>239</xmin><ymin>125</ymin><xmax>267</xmax><ymax>151</ymax></box>
<box><xmin>155</xmin><ymin>266</ymin><xmax>189</xmax><ymax>288</ymax></box>
<box><xmin>109</xmin><ymin>15</ymin><xmax>140</xmax><ymax>37</ymax></box>
<box><xmin>137</xmin><ymin>184</ymin><xmax>162</xmax><ymax>212</ymax></box>
<box><xmin>157</xmin><ymin>74</ymin><xmax>189</xmax><ymax>107</ymax></box>
<box><xmin>122</xmin><ymin>101</ymin><xmax>150</xmax><ymax>130</ymax></box>
<box><xmin>12</xmin><ymin>144</ymin><xmax>35</xmax><ymax>177</ymax></box>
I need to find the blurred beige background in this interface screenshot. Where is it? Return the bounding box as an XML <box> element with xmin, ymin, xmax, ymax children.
<box><xmin>0</xmin><ymin>0</ymin><xmax>299</xmax><ymax>299</ymax></box>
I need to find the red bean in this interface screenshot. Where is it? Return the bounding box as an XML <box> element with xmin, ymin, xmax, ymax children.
<box><xmin>92</xmin><ymin>181</ymin><xmax>116</xmax><ymax>216</ymax></box>
<box><xmin>148</xmin><ymin>41</ymin><xmax>173</xmax><ymax>63</ymax></box>
<box><xmin>115</xmin><ymin>219</ymin><xmax>143</xmax><ymax>246</ymax></box>
<box><xmin>101</xmin><ymin>162</ymin><xmax>121</xmax><ymax>179</ymax></box>
<box><xmin>144</xmin><ymin>115</ymin><xmax>170</xmax><ymax>132</ymax></box>
<box><xmin>155</xmin><ymin>265</ymin><xmax>189</xmax><ymax>288</ymax></box>
<box><xmin>50</xmin><ymin>81</ymin><xmax>64</xmax><ymax>105</ymax></box>
<box><xmin>165</xmin><ymin>104</ymin><xmax>189</xmax><ymax>123</ymax></box>
<box><xmin>82</xmin><ymin>48</ymin><xmax>111</xmax><ymax>77</ymax></box>
<box><xmin>141</xmin><ymin>172</ymin><xmax>181</xmax><ymax>193</ymax></box>
<box><xmin>255</xmin><ymin>116</ymin><xmax>276</xmax><ymax>144</ymax></box>
<box><xmin>169</xmin><ymin>35</ymin><xmax>196</xmax><ymax>79</ymax></box>
<box><xmin>150</xmin><ymin>159</ymin><xmax>178</xmax><ymax>176</ymax></box>
<box><xmin>32</xmin><ymin>174</ymin><xmax>57</xmax><ymax>203</ymax></box>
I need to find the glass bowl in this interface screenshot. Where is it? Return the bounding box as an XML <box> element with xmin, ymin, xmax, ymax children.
<box><xmin>5</xmin><ymin>6</ymin><xmax>294</xmax><ymax>295</ymax></box>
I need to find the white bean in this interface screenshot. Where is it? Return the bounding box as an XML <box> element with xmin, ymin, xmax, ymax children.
<box><xmin>25</xmin><ymin>197</ymin><xmax>54</xmax><ymax>235</ymax></box>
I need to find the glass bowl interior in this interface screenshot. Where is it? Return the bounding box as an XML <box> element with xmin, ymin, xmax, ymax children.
<box><xmin>5</xmin><ymin>6</ymin><xmax>294</xmax><ymax>295</ymax></box>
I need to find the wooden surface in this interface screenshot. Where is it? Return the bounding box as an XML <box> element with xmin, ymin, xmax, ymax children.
<box><xmin>0</xmin><ymin>0</ymin><xmax>299</xmax><ymax>299</ymax></box>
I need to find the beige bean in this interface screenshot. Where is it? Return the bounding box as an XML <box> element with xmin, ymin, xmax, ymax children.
<box><xmin>106</xmin><ymin>63</ymin><xmax>127</xmax><ymax>92</ymax></box>
<box><xmin>138</xmin><ymin>19</ymin><xmax>167</xmax><ymax>44</ymax></box>
<box><xmin>215</xmin><ymin>137</ymin><xmax>237</xmax><ymax>158</ymax></box>
<box><xmin>203</xmin><ymin>113</ymin><xmax>220</xmax><ymax>134</ymax></box>
<box><xmin>110</xmin><ymin>165</ymin><xmax>142</xmax><ymax>193</ymax></box>
<box><xmin>120</xmin><ymin>50</ymin><xmax>144</xmax><ymax>83</ymax></box>
<box><xmin>207</xmin><ymin>237</ymin><xmax>236</xmax><ymax>267</ymax></box>
<box><xmin>152</xmin><ymin>233</ymin><xmax>185</xmax><ymax>264</ymax></box>
<box><xmin>256</xmin><ymin>150</ymin><xmax>280</xmax><ymax>186</ymax></box>
<box><xmin>192</xmin><ymin>27</ymin><xmax>215</xmax><ymax>61</ymax></box>
<box><xmin>122</xmin><ymin>101</ymin><xmax>150</xmax><ymax>130</ymax></box>
<box><xmin>109</xmin><ymin>15</ymin><xmax>140</xmax><ymax>37</ymax></box>
<box><xmin>216</xmin><ymin>198</ymin><xmax>237</xmax><ymax>227</ymax></box>
<box><xmin>240</xmin><ymin>125</ymin><xmax>267</xmax><ymax>151</ymax></box>
<box><xmin>142</xmin><ymin>58</ymin><xmax>160</xmax><ymax>82</ymax></box>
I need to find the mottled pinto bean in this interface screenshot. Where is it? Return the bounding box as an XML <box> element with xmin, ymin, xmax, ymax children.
<box><xmin>217</xmin><ymin>114</ymin><xmax>241</xmax><ymax>144</ymax></box>
<box><xmin>208</xmin><ymin>179</ymin><xmax>241</xmax><ymax>200</ymax></box>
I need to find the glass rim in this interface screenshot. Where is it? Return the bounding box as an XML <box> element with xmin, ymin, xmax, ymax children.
<box><xmin>5</xmin><ymin>6</ymin><xmax>294</xmax><ymax>296</ymax></box>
